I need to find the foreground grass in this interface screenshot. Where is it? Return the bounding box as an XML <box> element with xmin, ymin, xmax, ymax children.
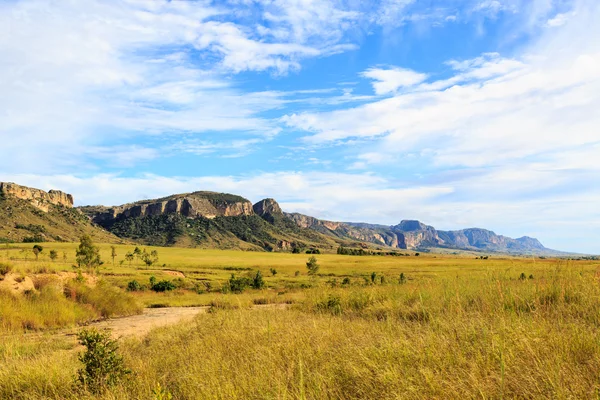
<box><xmin>3</xmin><ymin>263</ymin><xmax>600</xmax><ymax>399</ymax></box>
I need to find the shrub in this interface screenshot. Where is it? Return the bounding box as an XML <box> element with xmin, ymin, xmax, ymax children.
<box><xmin>252</xmin><ymin>270</ymin><xmax>265</xmax><ymax>289</ymax></box>
<box><xmin>306</xmin><ymin>256</ymin><xmax>319</xmax><ymax>275</ymax></box>
<box><xmin>228</xmin><ymin>274</ymin><xmax>251</xmax><ymax>293</ymax></box>
<box><xmin>76</xmin><ymin>328</ymin><xmax>131</xmax><ymax>394</ymax></box>
<box><xmin>151</xmin><ymin>280</ymin><xmax>176</xmax><ymax>292</ymax></box>
<box><xmin>0</xmin><ymin>262</ymin><xmax>12</xmax><ymax>276</ymax></box>
<box><xmin>342</xmin><ymin>277</ymin><xmax>351</xmax><ymax>285</ymax></box>
<box><xmin>127</xmin><ymin>280</ymin><xmax>142</xmax><ymax>292</ymax></box>
<box><xmin>269</xmin><ymin>268</ymin><xmax>277</xmax><ymax>276</ymax></box>
<box><xmin>370</xmin><ymin>272</ymin><xmax>377</xmax><ymax>283</ymax></box>
<box><xmin>519</xmin><ymin>272</ymin><xmax>527</xmax><ymax>281</ymax></box>
<box><xmin>399</xmin><ymin>273</ymin><xmax>407</xmax><ymax>284</ymax></box>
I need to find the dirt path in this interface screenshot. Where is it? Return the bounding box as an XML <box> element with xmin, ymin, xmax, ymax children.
<box><xmin>82</xmin><ymin>303</ymin><xmax>289</xmax><ymax>339</ymax></box>
<box><xmin>89</xmin><ymin>306</ymin><xmax>209</xmax><ymax>338</ymax></box>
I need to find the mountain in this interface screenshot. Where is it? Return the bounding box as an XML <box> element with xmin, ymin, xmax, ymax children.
<box><xmin>80</xmin><ymin>193</ymin><xmax>341</xmax><ymax>251</ymax></box>
<box><xmin>1</xmin><ymin>181</ymin><xmax>560</xmax><ymax>254</ymax></box>
<box><xmin>287</xmin><ymin>214</ymin><xmax>559</xmax><ymax>255</ymax></box>
<box><xmin>0</xmin><ymin>182</ymin><xmax>122</xmax><ymax>243</ymax></box>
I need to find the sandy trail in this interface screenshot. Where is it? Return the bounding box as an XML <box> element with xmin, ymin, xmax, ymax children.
<box><xmin>83</xmin><ymin>303</ymin><xmax>288</xmax><ymax>339</ymax></box>
<box><xmin>89</xmin><ymin>306</ymin><xmax>209</xmax><ymax>338</ymax></box>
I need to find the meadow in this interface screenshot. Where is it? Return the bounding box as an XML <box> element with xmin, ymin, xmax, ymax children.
<box><xmin>1</xmin><ymin>242</ymin><xmax>599</xmax><ymax>399</ymax></box>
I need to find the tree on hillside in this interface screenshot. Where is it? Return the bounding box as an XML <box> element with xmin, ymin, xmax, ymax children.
<box><xmin>306</xmin><ymin>256</ymin><xmax>319</xmax><ymax>275</ymax></box>
<box><xmin>49</xmin><ymin>249</ymin><xmax>58</xmax><ymax>262</ymax></box>
<box><xmin>76</xmin><ymin>235</ymin><xmax>102</xmax><ymax>272</ymax></box>
<box><xmin>32</xmin><ymin>244</ymin><xmax>43</xmax><ymax>261</ymax></box>
<box><xmin>110</xmin><ymin>246</ymin><xmax>117</xmax><ymax>266</ymax></box>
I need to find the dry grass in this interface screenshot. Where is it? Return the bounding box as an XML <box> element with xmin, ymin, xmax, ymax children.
<box><xmin>1</xmin><ymin>243</ymin><xmax>600</xmax><ymax>398</ymax></box>
<box><xmin>1</xmin><ymin>261</ymin><xmax>600</xmax><ymax>399</ymax></box>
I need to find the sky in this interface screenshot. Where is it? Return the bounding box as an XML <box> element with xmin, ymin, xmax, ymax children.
<box><xmin>1</xmin><ymin>0</ymin><xmax>599</xmax><ymax>254</ymax></box>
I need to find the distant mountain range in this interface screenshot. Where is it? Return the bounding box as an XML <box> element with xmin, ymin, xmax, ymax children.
<box><xmin>0</xmin><ymin>182</ymin><xmax>566</xmax><ymax>255</ymax></box>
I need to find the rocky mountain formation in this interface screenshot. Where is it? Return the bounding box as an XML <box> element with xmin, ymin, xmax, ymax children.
<box><xmin>0</xmin><ymin>182</ymin><xmax>73</xmax><ymax>212</ymax></box>
<box><xmin>80</xmin><ymin>193</ymin><xmax>339</xmax><ymax>250</ymax></box>
<box><xmin>0</xmin><ymin>181</ymin><xmax>559</xmax><ymax>254</ymax></box>
<box><xmin>286</xmin><ymin>213</ymin><xmax>549</xmax><ymax>254</ymax></box>
<box><xmin>0</xmin><ymin>182</ymin><xmax>121</xmax><ymax>243</ymax></box>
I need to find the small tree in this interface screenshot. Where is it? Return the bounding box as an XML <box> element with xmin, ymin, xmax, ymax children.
<box><xmin>270</xmin><ymin>268</ymin><xmax>277</xmax><ymax>276</ymax></box>
<box><xmin>110</xmin><ymin>246</ymin><xmax>117</xmax><ymax>266</ymax></box>
<box><xmin>32</xmin><ymin>244</ymin><xmax>43</xmax><ymax>261</ymax></box>
<box><xmin>252</xmin><ymin>270</ymin><xmax>265</xmax><ymax>289</ymax></box>
<box><xmin>370</xmin><ymin>272</ymin><xmax>377</xmax><ymax>283</ymax></box>
<box><xmin>133</xmin><ymin>247</ymin><xmax>142</xmax><ymax>264</ymax></box>
<box><xmin>76</xmin><ymin>328</ymin><xmax>130</xmax><ymax>394</ymax></box>
<box><xmin>306</xmin><ymin>256</ymin><xmax>319</xmax><ymax>275</ymax></box>
<box><xmin>125</xmin><ymin>252</ymin><xmax>134</xmax><ymax>267</ymax></box>
<box><xmin>49</xmin><ymin>249</ymin><xmax>58</xmax><ymax>262</ymax></box>
<box><xmin>76</xmin><ymin>235</ymin><xmax>102</xmax><ymax>272</ymax></box>
<box><xmin>141</xmin><ymin>249</ymin><xmax>159</xmax><ymax>269</ymax></box>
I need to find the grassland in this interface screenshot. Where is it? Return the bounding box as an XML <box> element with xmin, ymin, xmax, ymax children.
<box><xmin>1</xmin><ymin>241</ymin><xmax>599</xmax><ymax>399</ymax></box>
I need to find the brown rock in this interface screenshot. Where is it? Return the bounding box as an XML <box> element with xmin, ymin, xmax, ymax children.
<box><xmin>0</xmin><ymin>182</ymin><xmax>74</xmax><ymax>212</ymax></box>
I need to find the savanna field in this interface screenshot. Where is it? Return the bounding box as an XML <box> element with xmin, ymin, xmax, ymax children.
<box><xmin>1</xmin><ymin>242</ymin><xmax>600</xmax><ymax>399</ymax></box>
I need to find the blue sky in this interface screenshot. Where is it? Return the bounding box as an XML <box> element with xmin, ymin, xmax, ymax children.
<box><xmin>1</xmin><ymin>0</ymin><xmax>599</xmax><ymax>253</ymax></box>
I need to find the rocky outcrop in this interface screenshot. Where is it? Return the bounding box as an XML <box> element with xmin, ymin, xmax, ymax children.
<box><xmin>0</xmin><ymin>182</ymin><xmax>73</xmax><ymax>212</ymax></box>
<box><xmin>392</xmin><ymin>220</ymin><xmax>442</xmax><ymax>248</ymax></box>
<box><xmin>284</xmin><ymin>213</ymin><xmax>343</xmax><ymax>231</ymax></box>
<box><xmin>285</xmin><ymin>213</ymin><xmax>553</xmax><ymax>254</ymax></box>
<box><xmin>81</xmin><ymin>191</ymin><xmax>254</xmax><ymax>227</ymax></box>
<box><xmin>253</xmin><ymin>198</ymin><xmax>283</xmax><ymax>217</ymax></box>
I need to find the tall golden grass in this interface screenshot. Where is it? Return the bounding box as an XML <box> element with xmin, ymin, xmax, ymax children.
<box><xmin>2</xmin><ymin>262</ymin><xmax>600</xmax><ymax>399</ymax></box>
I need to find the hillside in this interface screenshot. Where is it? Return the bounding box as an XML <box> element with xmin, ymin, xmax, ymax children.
<box><xmin>80</xmin><ymin>195</ymin><xmax>342</xmax><ymax>251</ymax></box>
<box><xmin>0</xmin><ymin>183</ymin><xmax>122</xmax><ymax>243</ymax></box>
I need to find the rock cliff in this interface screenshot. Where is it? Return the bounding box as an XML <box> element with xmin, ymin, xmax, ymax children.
<box><xmin>81</xmin><ymin>191</ymin><xmax>254</xmax><ymax>227</ymax></box>
<box><xmin>285</xmin><ymin>214</ymin><xmax>555</xmax><ymax>254</ymax></box>
<box><xmin>0</xmin><ymin>182</ymin><xmax>73</xmax><ymax>212</ymax></box>
<box><xmin>253</xmin><ymin>198</ymin><xmax>283</xmax><ymax>217</ymax></box>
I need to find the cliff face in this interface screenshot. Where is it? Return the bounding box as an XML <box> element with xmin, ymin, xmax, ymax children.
<box><xmin>0</xmin><ymin>182</ymin><xmax>74</xmax><ymax>212</ymax></box>
<box><xmin>81</xmin><ymin>191</ymin><xmax>254</xmax><ymax>227</ymax></box>
<box><xmin>285</xmin><ymin>214</ymin><xmax>553</xmax><ymax>254</ymax></box>
<box><xmin>253</xmin><ymin>198</ymin><xmax>282</xmax><ymax>217</ymax></box>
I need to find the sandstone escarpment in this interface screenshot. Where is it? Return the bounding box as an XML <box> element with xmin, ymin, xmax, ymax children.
<box><xmin>0</xmin><ymin>182</ymin><xmax>74</xmax><ymax>212</ymax></box>
<box><xmin>253</xmin><ymin>198</ymin><xmax>282</xmax><ymax>217</ymax></box>
<box><xmin>82</xmin><ymin>191</ymin><xmax>254</xmax><ymax>227</ymax></box>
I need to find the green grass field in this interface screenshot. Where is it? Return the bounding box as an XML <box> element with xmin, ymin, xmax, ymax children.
<box><xmin>1</xmin><ymin>242</ymin><xmax>599</xmax><ymax>398</ymax></box>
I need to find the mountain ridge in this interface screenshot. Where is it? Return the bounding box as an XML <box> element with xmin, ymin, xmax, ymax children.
<box><xmin>0</xmin><ymin>181</ymin><xmax>565</xmax><ymax>254</ymax></box>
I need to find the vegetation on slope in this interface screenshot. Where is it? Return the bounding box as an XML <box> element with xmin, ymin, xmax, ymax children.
<box><xmin>0</xmin><ymin>197</ymin><xmax>121</xmax><ymax>244</ymax></box>
<box><xmin>106</xmin><ymin>213</ymin><xmax>339</xmax><ymax>251</ymax></box>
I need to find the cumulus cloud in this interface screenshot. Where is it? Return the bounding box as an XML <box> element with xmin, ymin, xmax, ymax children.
<box><xmin>361</xmin><ymin>67</ymin><xmax>428</xmax><ymax>95</ymax></box>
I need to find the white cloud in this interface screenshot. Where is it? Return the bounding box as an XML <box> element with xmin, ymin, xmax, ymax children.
<box><xmin>546</xmin><ymin>12</ymin><xmax>573</xmax><ymax>27</ymax></box>
<box><xmin>361</xmin><ymin>67</ymin><xmax>428</xmax><ymax>95</ymax></box>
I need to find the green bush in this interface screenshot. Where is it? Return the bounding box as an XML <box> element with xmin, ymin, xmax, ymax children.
<box><xmin>76</xmin><ymin>328</ymin><xmax>131</xmax><ymax>393</ymax></box>
<box><xmin>150</xmin><ymin>280</ymin><xmax>176</xmax><ymax>292</ymax></box>
<box><xmin>252</xmin><ymin>270</ymin><xmax>265</xmax><ymax>289</ymax></box>
<box><xmin>228</xmin><ymin>274</ymin><xmax>251</xmax><ymax>293</ymax></box>
<box><xmin>127</xmin><ymin>280</ymin><xmax>142</xmax><ymax>292</ymax></box>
